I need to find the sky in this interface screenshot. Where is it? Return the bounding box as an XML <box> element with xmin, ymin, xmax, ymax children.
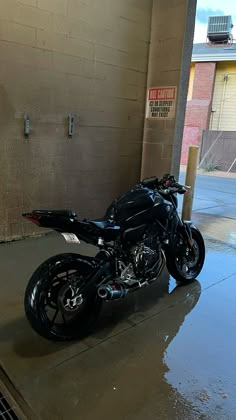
<box><xmin>194</xmin><ymin>0</ymin><xmax>236</xmax><ymax>43</ymax></box>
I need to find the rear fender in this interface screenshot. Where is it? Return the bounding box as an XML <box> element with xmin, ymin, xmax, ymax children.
<box><xmin>22</xmin><ymin>210</ymin><xmax>77</xmax><ymax>231</ymax></box>
<box><xmin>23</xmin><ymin>211</ymin><xmax>102</xmax><ymax>246</ymax></box>
<box><xmin>52</xmin><ymin>254</ymin><xmax>113</xmax><ymax>294</ymax></box>
<box><xmin>43</xmin><ymin>252</ymin><xmax>97</xmax><ymax>271</ymax></box>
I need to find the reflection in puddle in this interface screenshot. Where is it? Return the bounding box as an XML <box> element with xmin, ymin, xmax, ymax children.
<box><xmin>165</xmin><ymin>271</ymin><xmax>236</xmax><ymax>418</ymax></box>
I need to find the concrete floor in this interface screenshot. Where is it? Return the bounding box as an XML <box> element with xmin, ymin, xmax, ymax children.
<box><xmin>0</xmin><ymin>218</ymin><xmax>236</xmax><ymax>419</ymax></box>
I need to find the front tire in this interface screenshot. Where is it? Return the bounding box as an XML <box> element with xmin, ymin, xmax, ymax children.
<box><xmin>24</xmin><ymin>253</ymin><xmax>102</xmax><ymax>341</ymax></box>
<box><xmin>166</xmin><ymin>226</ymin><xmax>205</xmax><ymax>283</ymax></box>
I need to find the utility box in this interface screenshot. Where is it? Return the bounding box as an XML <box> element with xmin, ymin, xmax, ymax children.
<box><xmin>207</xmin><ymin>15</ymin><xmax>233</xmax><ymax>43</ymax></box>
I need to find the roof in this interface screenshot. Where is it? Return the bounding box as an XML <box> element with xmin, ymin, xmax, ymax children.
<box><xmin>192</xmin><ymin>43</ymin><xmax>236</xmax><ymax>62</ymax></box>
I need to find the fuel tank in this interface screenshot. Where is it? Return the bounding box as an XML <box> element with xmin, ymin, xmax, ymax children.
<box><xmin>106</xmin><ymin>186</ymin><xmax>172</xmax><ymax>228</ymax></box>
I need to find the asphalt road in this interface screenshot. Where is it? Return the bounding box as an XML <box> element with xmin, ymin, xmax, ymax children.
<box><xmin>179</xmin><ymin>173</ymin><xmax>236</xmax><ymax>220</ymax></box>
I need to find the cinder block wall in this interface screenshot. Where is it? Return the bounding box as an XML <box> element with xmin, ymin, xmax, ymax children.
<box><xmin>0</xmin><ymin>0</ymin><xmax>152</xmax><ymax>241</ymax></box>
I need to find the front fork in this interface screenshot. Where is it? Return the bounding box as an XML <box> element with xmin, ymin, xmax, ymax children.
<box><xmin>170</xmin><ymin>212</ymin><xmax>194</xmax><ymax>250</ymax></box>
<box><xmin>181</xmin><ymin>221</ymin><xmax>193</xmax><ymax>247</ymax></box>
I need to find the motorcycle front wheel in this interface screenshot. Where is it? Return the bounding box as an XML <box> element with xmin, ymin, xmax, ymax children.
<box><xmin>166</xmin><ymin>226</ymin><xmax>205</xmax><ymax>283</ymax></box>
<box><xmin>24</xmin><ymin>253</ymin><xmax>102</xmax><ymax>341</ymax></box>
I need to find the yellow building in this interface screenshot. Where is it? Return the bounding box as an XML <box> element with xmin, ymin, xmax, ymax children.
<box><xmin>210</xmin><ymin>61</ymin><xmax>236</xmax><ymax>130</ymax></box>
<box><xmin>182</xmin><ymin>43</ymin><xmax>236</xmax><ymax>169</ymax></box>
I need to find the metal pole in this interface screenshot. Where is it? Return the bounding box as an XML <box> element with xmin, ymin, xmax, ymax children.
<box><xmin>182</xmin><ymin>146</ymin><xmax>199</xmax><ymax>221</ymax></box>
<box><xmin>227</xmin><ymin>158</ymin><xmax>236</xmax><ymax>173</ymax></box>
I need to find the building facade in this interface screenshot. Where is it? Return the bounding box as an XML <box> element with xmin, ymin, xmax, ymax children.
<box><xmin>181</xmin><ymin>43</ymin><xmax>236</xmax><ymax>164</ymax></box>
<box><xmin>0</xmin><ymin>0</ymin><xmax>196</xmax><ymax>241</ymax></box>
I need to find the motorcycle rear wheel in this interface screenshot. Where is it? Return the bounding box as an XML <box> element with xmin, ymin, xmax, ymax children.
<box><xmin>24</xmin><ymin>253</ymin><xmax>102</xmax><ymax>341</ymax></box>
<box><xmin>166</xmin><ymin>226</ymin><xmax>205</xmax><ymax>283</ymax></box>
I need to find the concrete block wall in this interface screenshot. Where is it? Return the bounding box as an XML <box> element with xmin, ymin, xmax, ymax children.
<box><xmin>141</xmin><ymin>0</ymin><xmax>196</xmax><ymax>179</ymax></box>
<box><xmin>0</xmin><ymin>0</ymin><xmax>152</xmax><ymax>241</ymax></box>
<box><xmin>181</xmin><ymin>62</ymin><xmax>216</xmax><ymax>164</ymax></box>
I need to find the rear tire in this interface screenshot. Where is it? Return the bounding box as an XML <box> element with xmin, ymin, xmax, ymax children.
<box><xmin>166</xmin><ymin>226</ymin><xmax>205</xmax><ymax>283</ymax></box>
<box><xmin>24</xmin><ymin>253</ymin><xmax>102</xmax><ymax>341</ymax></box>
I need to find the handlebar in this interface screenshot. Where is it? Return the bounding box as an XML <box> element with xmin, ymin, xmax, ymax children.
<box><xmin>141</xmin><ymin>174</ymin><xmax>191</xmax><ymax>195</ymax></box>
<box><xmin>140</xmin><ymin>176</ymin><xmax>159</xmax><ymax>189</ymax></box>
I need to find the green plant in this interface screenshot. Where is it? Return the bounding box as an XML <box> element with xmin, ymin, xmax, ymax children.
<box><xmin>202</xmin><ymin>158</ymin><xmax>220</xmax><ymax>172</ymax></box>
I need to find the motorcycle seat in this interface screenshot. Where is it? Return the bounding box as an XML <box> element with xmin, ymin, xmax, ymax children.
<box><xmin>32</xmin><ymin>209</ymin><xmax>77</xmax><ymax>218</ymax></box>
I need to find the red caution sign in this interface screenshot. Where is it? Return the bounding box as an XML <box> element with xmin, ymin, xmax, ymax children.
<box><xmin>146</xmin><ymin>86</ymin><xmax>177</xmax><ymax>120</ymax></box>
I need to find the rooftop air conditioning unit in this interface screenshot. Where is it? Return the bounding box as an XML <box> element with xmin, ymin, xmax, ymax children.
<box><xmin>207</xmin><ymin>15</ymin><xmax>233</xmax><ymax>43</ymax></box>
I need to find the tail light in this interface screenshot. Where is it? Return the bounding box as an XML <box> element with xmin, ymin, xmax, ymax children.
<box><xmin>23</xmin><ymin>213</ymin><xmax>41</xmax><ymax>226</ymax></box>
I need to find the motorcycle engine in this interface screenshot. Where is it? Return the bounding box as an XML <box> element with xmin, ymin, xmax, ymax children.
<box><xmin>119</xmin><ymin>235</ymin><xmax>161</xmax><ymax>285</ymax></box>
<box><xmin>131</xmin><ymin>244</ymin><xmax>156</xmax><ymax>276</ymax></box>
<box><xmin>131</xmin><ymin>236</ymin><xmax>161</xmax><ymax>278</ymax></box>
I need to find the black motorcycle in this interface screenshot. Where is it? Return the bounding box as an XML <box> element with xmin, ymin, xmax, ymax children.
<box><xmin>23</xmin><ymin>174</ymin><xmax>205</xmax><ymax>341</ymax></box>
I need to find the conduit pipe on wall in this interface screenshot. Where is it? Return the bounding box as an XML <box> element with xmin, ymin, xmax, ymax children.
<box><xmin>217</xmin><ymin>72</ymin><xmax>228</xmax><ymax>130</ymax></box>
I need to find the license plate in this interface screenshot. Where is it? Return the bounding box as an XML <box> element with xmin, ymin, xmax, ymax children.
<box><xmin>61</xmin><ymin>233</ymin><xmax>80</xmax><ymax>244</ymax></box>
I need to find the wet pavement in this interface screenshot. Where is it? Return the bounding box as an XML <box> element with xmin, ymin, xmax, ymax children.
<box><xmin>0</xmin><ymin>223</ymin><xmax>236</xmax><ymax>419</ymax></box>
<box><xmin>179</xmin><ymin>173</ymin><xmax>236</xmax><ymax>221</ymax></box>
<box><xmin>192</xmin><ymin>213</ymin><xmax>236</xmax><ymax>246</ymax></box>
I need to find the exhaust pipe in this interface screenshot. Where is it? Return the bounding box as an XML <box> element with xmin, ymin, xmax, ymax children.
<box><xmin>97</xmin><ymin>282</ymin><xmax>128</xmax><ymax>300</ymax></box>
<box><xmin>98</xmin><ymin>252</ymin><xmax>166</xmax><ymax>301</ymax></box>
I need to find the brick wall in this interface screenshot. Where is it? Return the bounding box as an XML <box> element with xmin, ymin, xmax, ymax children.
<box><xmin>0</xmin><ymin>0</ymin><xmax>152</xmax><ymax>241</ymax></box>
<box><xmin>181</xmin><ymin>62</ymin><xmax>216</xmax><ymax>164</ymax></box>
